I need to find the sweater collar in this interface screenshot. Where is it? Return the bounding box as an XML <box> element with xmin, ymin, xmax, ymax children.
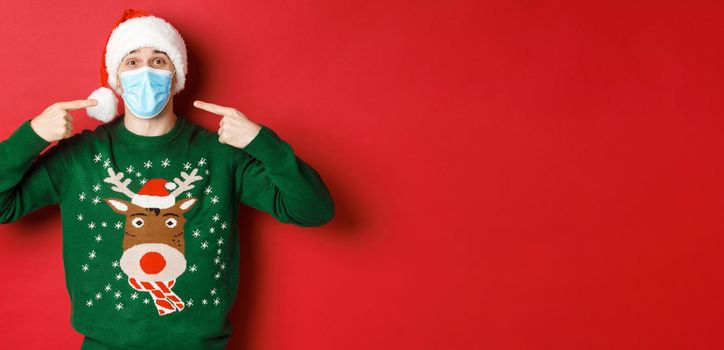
<box><xmin>110</xmin><ymin>114</ymin><xmax>187</xmax><ymax>146</ymax></box>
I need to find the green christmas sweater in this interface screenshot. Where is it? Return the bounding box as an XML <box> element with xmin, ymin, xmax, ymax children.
<box><xmin>0</xmin><ymin>115</ymin><xmax>334</xmax><ymax>349</ymax></box>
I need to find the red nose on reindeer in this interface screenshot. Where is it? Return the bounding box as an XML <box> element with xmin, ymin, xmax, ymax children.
<box><xmin>140</xmin><ymin>252</ymin><xmax>166</xmax><ymax>274</ymax></box>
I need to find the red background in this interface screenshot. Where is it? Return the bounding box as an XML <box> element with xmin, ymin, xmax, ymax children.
<box><xmin>1</xmin><ymin>1</ymin><xmax>723</xmax><ymax>349</ymax></box>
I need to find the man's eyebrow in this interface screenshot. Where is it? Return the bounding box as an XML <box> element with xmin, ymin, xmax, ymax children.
<box><xmin>127</xmin><ymin>49</ymin><xmax>168</xmax><ymax>55</ymax></box>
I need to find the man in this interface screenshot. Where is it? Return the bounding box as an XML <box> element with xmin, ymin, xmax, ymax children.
<box><xmin>0</xmin><ymin>8</ymin><xmax>334</xmax><ymax>350</ymax></box>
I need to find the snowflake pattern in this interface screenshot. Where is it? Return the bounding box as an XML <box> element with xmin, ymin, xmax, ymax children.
<box><xmin>79</xmin><ymin>192</ymin><xmax>86</xmax><ymax>201</ymax></box>
<box><xmin>161</xmin><ymin>158</ymin><xmax>171</xmax><ymax>168</ymax></box>
<box><xmin>144</xmin><ymin>160</ymin><xmax>152</xmax><ymax>169</ymax></box>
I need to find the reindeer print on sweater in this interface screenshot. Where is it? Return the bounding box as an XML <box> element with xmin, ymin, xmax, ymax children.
<box><xmin>103</xmin><ymin>167</ymin><xmax>202</xmax><ymax>316</ymax></box>
<box><xmin>74</xmin><ymin>154</ymin><xmax>230</xmax><ymax>318</ymax></box>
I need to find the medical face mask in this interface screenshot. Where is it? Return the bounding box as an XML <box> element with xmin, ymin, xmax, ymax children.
<box><xmin>119</xmin><ymin>66</ymin><xmax>175</xmax><ymax>119</ymax></box>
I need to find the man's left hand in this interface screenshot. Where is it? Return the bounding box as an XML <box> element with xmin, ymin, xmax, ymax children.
<box><xmin>193</xmin><ymin>100</ymin><xmax>262</xmax><ymax>149</ymax></box>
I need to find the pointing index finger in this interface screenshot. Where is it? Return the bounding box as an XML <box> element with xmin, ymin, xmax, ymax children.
<box><xmin>57</xmin><ymin>99</ymin><xmax>98</xmax><ymax>111</ymax></box>
<box><xmin>193</xmin><ymin>100</ymin><xmax>231</xmax><ymax>116</ymax></box>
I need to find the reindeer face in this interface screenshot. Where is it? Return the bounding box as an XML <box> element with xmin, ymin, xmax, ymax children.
<box><xmin>104</xmin><ymin>197</ymin><xmax>197</xmax><ymax>254</ymax></box>
<box><xmin>102</xmin><ymin>168</ymin><xmax>203</xmax><ymax>283</ymax></box>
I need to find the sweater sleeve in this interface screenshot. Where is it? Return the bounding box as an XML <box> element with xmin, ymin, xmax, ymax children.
<box><xmin>0</xmin><ymin>120</ymin><xmax>66</xmax><ymax>223</ymax></box>
<box><xmin>232</xmin><ymin>124</ymin><xmax>335</xmax><ymax>227</ymax></box>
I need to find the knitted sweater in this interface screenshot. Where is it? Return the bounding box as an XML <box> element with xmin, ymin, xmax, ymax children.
<box><xmin>0</xmin><ymin>115</ymin><xmax>334</xmax><ymax>349</ymax></box>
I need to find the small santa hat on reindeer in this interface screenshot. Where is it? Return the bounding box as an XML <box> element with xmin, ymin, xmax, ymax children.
<box><xmin>85</xmin><ymin>8</ymin><xmax>188</xmax><ymax>122</ymax></box>
<box><xmin>132</xmin><ymin>179</ymin><xmax>178</xmax><ymax>209</ymax></box>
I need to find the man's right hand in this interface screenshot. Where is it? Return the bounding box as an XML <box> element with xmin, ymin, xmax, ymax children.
<box><xmin>30</xmin><ymin>99</ymin><xmax>98</xmax><ymax>142</ymax></box>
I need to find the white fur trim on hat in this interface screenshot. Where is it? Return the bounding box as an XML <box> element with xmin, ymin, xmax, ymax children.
<box><xmin>105</xmin><ymin>16</ymin><xmax>187</xmax><ymax>95</ymax></box>
<box><xmin>86</xmin><ymin>87</ymin><xmax>118</xmax><ymax>122</ymax></box>
<box><xmin>132</xmin><ymin>194</ymin><xmax>176</xmax><ymax>209</ymax></box>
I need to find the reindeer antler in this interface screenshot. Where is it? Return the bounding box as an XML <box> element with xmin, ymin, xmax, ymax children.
<box><xmin>103</xmin><ymin>168</ymin><xmax>136</xmax><ymax>199</ymax></box>
<box><xmin>170</xmin><ymin>168</ymin><xmax>203</xmax><ymax>197</ymax></box>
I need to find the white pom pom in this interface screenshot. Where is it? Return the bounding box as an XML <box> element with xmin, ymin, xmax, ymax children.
<box><xmin>165</xmin><ymin>182</ymin><xmax>177</xmax><ymax>191</ymax></box>
<box><xmin>86</xmin><ymin>87</ymin><xmax>118</xmax><ymax>122</ymax></box>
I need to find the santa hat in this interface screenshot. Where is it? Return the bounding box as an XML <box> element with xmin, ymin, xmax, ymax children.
<box><xmin>132</xmin><ymin>179</ymin><xmax>178</xmax><ymax>209</ymax></box>
<box><xmin>86</xmin><ymin>8</ymin><xmax>188</xmax><ymax>122</ymax></box>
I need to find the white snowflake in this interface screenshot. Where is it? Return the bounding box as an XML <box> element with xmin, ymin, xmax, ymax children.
<box><xmin>213</xmin><ymin>298</ymin><xmax>220</xmax><ymax>305</ymax></box>
<box><xmin>187</xmin><ymin>299</ymin><xmax>194</xmax><ymax>306</ymax></box>
<box><xmin>93</xmin><ymin>153</ymin><xmax>102</xmax><ymax>163</ymax></box>
<box><xmin>220</xmin><ymin>263</ymin><xmax>226</xmax><ymax>270</ymax></box>
<box><xmin>210</xmin><ymin>288</ymin><xmax>217</xmax><ymax>296</ymax></box>
<box><xmin>81</xmin><ymin>264</ymin><xmax>89</xmax><ymax>272</ymax></box>
<box><xmin>204</xmin><ymin>186</ymin><xmax>213</xmax><ymax>195</ymax></box>
<box><xmin>140</xmin><ymin>178</ymin><xmax>147</xmax><ymax>185</ymax></box>
<box><xmin>143</xmin><ymin>160</ymin><xmax>152</xmax><ymax>169</ymax></box>
<box><xmin>202</xmin><ymin>299</ymin><xmax>208</xmax><ymax>305</ymax></box>
<box><xmin>92</xmin><ymin>183</ymin><xmax>101</xmax><ymax>192</ymax></box>
<box><xmin>104</xmin><ymin>284</ymin><xmax>112</xmax><ymax>292</ymax></box>
<box><xmin>114</xmin><ymin>221</ymin><xmax>123</xmax><ymax>230</ymax></box>
<box><xmin>211</xmin><ymin>196</ymin><xmax>219</xmax><ymax>204</ymax></box>
<box><xmin>131</xmin><ymin>292</ymin><xmax>139</xmax><ymax>300</ymax></box>
<box><xmin>126</xmin><ymin>165</ymin><xmax>134</xmax><ymax>173</ymax></box>
<box><xmin>217</xmin><ymin>237</ymin><xmax>224</xmax><ymax>246</ymax></box>
<box><xmin>88</xmin><ymin>222</ymin><xmax>96</xmax><ymax>230</ymax></box>
<box><xmin>201</xmin><ymin>241</ymin><xmax>209</xmax><ymax>249</ymax></box>
<box><xmin>198</xmin><ymin>158</ymin><xmax>206</xmax><ymax>166</ymax></box>
<box><xmin>143</xmin><ymin>299</ymin><xmax>150</xmax><ymax>304</ymax></box>
<box><xmin>95</xmin><ymin>234</ymin><xmax>102</xmax><ymax>242</ymax></box>
<box><xmin>77</xmin><ymin>214</ymin><xmax>84</xmax><ymax>221</ymax></box>
<box><xmin>185</xmin><ymin>192</ymin><xmax>193</xmax><ymax>198</ymax></box>
<box><xmin>101</xmin><ymin>221</ymin><xmax>107</xmax><ymax>227</ymax></box>
<box><xmin>115</xmin><ymin>272</ymin><xmax>123</xmax><ymax>280</ymax></box>
<box><xmin>183</xmin><ymin>162</ymin><xmax>191</xmax><ymax>170</ymax></box>
<box><xmin>192</xmin><ymin>229</ymin><xmax>201</xmax><ymax>238</ymax></box>
<box><xmin>209</xmin><ymin>227</ymin><xmax>216</xmax><ymax>234</ymax></box>
<box><xmin>112</xmin><ymin>260</ymin><xmax>119</xmax><ymax>268</ymax></box>
<box><xmin>115</xmin><ymin>303</ymin><xmax>124</xmax><ymax>310</ymax></box>
<box><xmin>216</xmin><ymin>248</ymin><xmax>222</xmax><ymax>255</ymax></box>
<box><xmin>189</xmin><ymin>264</ymin><xmax>198</xmax><ymax>272</ymax></box>
<box><xmin>212</xmin><ymin>213</ymin><xmax>220</xmax><ymax>222</ymax></box>
<box><xmin>92</xmin><ymin>196</ymin><xmax>101</xmax><ymax>205</ymax></box>
<box><xmin>78</xmin><ymin>192</ymin><xmax>86</xmax><ymax>201</ymax></box>
<box><xmin>114</xmin><ymin>291</ymin><xmax>122</xmax><ymax>299</ymax></box>
<box><xmin>220</xmin><ymin>222</ymin><xmax>227</xmax><ymax>230</ymax></box>
<box><xmin>214</xmin><ymin>272</ymin><xmax>221</xmax><ymax>279</ymax></box>
<box><xmin>161</xmin><ymin>158</ymin><xmax>170</xmax><ymax>168</ymax></box>
<box><xmin>213</xmin><ymin>256</ymin><xmax>221</xmax><ymax>265</ymax></box>
<box><xmin>88</xmin><ymin>250</ymin><xmax>96</xmax><ymax>259</ymax></box>
<box><xmin>205</xmin><ymin>169</ymin><xmax>210</xmax><ymax>175</ymax></box>
<box><xmin>86</xmin><ymin>299</ymin><xmax>93</xmax><ymax>307</ymax></box>
<box><xmin>135</xmin><ymin>171</ymin><xmax>142</xmax><ymax>178</ymax></box>
<box><xmin>95</xmin><ymin>292</ymin><xmax>102</xmax><ymax>300</ymax></box>
<box><xmin>103</xmin><ymin>159</ymin><xmax>110</xmax><ymax>168</ymax></box>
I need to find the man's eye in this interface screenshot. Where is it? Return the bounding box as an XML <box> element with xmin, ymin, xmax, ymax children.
<box><xmin>127</xmin><ymin>60</ymin><xmax>135</xmax><ymax>65</ymax></box>
<box><xmin>154</xmin><ymin>59</ymin><xmax>164</xmax><ymax>64</ymax></box>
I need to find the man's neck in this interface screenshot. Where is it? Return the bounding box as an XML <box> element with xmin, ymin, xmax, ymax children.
<box><xmin>123</xmin><ymin>106</ymin><xmax>178</xmax><ymax>136</ymax></box>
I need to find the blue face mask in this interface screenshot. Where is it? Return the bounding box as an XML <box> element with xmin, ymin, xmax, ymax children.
<box><xmin>119</xmin><ymin>66</ymin><xmax>175</xmax><ymax>119</ymax></box>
